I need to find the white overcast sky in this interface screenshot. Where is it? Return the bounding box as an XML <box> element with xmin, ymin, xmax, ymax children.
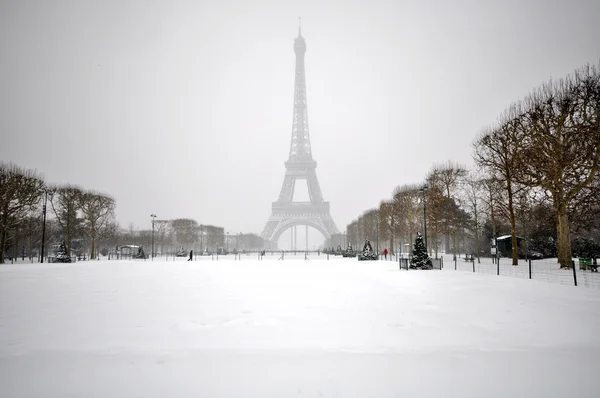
<box><xmin>1</xmin><ymin>0</ymin><xmax>599</xmax><ymax>241</ymax></box>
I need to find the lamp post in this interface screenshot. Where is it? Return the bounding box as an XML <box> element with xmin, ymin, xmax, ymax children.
<box><xmin>376</xmin><ymin>212</ymin><xmax>380</xmax><ymax>255</ymax></box>
<box><xmin>40</xmin><ymin>190</ymin><xmax>48</xmax><ymax>263</ymax></box>
<box><xmin>150</xmin><ymin>214</ymin><xmax>156</xmax><ymax>261</ymax></box>
<box><xmin>200</xmin><ymin>225</ymin><xmax>203</xmax><ymax>254</ymax></box>
<box><xmin>420</xmin><ymin>185</ymin><xmax>428</xmax><ymax>253</ymax></box>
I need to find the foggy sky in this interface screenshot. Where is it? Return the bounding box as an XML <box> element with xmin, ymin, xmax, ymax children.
<box><xmin>1</xmin><ymin>0</ymin><xmax>599</xmax><ymax>244</ymax></box>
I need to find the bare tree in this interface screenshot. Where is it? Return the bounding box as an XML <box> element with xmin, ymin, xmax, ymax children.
<box><xmin>461</xmin><ymin>171</ymin><xmax>488</xmax><ymax>262</ymax></box>
<box><xmin>203</xmin><ymin>224</ymin><xmax>224</xmax><ymax>252</ymax></box>
<box><xmin>473</xmin><ymin>108</ymin><xmax>527</xmax><ymax>265</ymax></box>
<box><xmin>427</xmin><ymin>161</ymin><xmax>467</xmax><ymax>258</ymax></box>
<box><xmin>152</xmin><ymin>220</ymin><xmax>170</xmax><ymax>254</ymax></box>
<box><xmin>379</xmin><ymin>200</ymin><xmax>394</xmax><ymax>254</ymax></box>
<box><xmin>171</xmin><ymin>218</ymin><xmax>200</xmax><ymax>250</ymax></box>
<box><xmin>516</xmin><ymin>64</ymin><xmax>600</xmax><ymax>268</ymax></box>
<box><xmin>0</xmin><ymin>163</ymin><xmax>44</xmax><ymax>263</ymax></box>
<box><xmin>346</xmin><ymin>220</ymin><xmax>358</xmax><ymax>250</ymax></box>
<box><xmin>391</xmin><ymin>184</ymin><xmax>422</xmax><ymax>255</ymax></box>
<box><xmin>49</xmin><ymin>185</ymin><xmax>84</xmax><ymax>256</ymax></box>
<box><xmin>79</xmin><ymin>190</ymin><xmax>116</xmax><ymax>259</ymax></box>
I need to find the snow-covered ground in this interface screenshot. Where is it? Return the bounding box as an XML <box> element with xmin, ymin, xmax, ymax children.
<box><xmin>2</xmin><ymin>258</ymin><xmax>600</xmax><ymax>397</ymax></box>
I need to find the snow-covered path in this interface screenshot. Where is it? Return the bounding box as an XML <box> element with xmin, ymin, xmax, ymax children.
<box><xmin>2</xmin><ymin>259</ymin><xmax>600</xmax><ymax>397</ymax></box>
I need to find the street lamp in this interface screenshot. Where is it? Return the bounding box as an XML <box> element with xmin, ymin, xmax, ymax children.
<box><xmin>420</xmin><ymin>185</ymin><xmax>428</xmax><ymax>253</ymax></box>
<box><xmin>40</xmin><ymin>190</ymin><xmax>48</xmax><ymax>263</ymax></box>
<box><xmin>150</xmin><ymin>214</ymin><xmax>156</xmax><ymax>261</ymax></box>
<box><xmin>376</xmin><ymin>212</ymin><xmax>380</xmax><ymax>255</ymax></box>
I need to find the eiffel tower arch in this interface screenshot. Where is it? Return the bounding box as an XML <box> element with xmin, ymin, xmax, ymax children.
<box><xmin>261</xmin><ymin>25</ymin><xmax>339</xmax><ymax>248</ymax></box>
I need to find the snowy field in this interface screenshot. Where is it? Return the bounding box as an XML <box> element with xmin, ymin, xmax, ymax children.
<box><xmin>2</xmin><ymin>258</ymin><xmax>600</xmax><ymax>397</ymax></box>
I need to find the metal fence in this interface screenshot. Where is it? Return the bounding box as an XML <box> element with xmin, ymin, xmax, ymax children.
<box><xmin>447</xmin><ymin>256</ymin><xmax>600</xmax><ymax>289</ymax></box>
<box><xmin>399</xmin><ymin>257</ymin><xmax>443</xmax><ymax>270</ymax></box>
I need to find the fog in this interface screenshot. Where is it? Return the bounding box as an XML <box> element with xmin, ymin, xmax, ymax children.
<box><xmin>1</xmin><ymin>0</ymin><xmax>599</xmax><ymax>248</ymax></box>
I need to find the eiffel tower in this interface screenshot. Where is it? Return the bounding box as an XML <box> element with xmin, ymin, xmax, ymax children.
<box><xmin>261</xmin><ymin>24</ymin><xmax>339</xmax><ymax>248</ymax></box>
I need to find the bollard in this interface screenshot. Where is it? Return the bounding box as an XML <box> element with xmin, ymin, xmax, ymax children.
<box><xmin>528</xmin><ymin>259</ymin><xmax>532</xmax><ymax>279</ymax></box>
<box><xmin>572</xmin><ymin>260</ymin><xmax>577</xmax><ymax>286</ymax></box>
<box><xmin>472</xmin><ymin>258</ymin><xmax>475</xmax><ymax>273</ymax></box>
<box><xmin>497</xmin><ymin>258</ymin><xmax>500</xmax><ymax>276</ymax></box>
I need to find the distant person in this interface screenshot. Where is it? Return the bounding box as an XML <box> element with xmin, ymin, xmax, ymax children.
<box><xmin>383</xmin><ymin>248</ymin><xmax>388</xmax><ymax>260</ymax></box>
<box><xmin>188</xmin><ymin>250</ymin><xmax>193</xmax><ymax>261</ymax></box>
<box><xmin>261</xmin><ymin>249</ymin><xmax>266</xmax><ymax>257</ymax></box>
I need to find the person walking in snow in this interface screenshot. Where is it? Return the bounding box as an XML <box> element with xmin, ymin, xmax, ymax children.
<box><xmin>188</xmin><ymin>250</ymin><xmax>193</xmax><ymax>261</ymax></box>
<box><xmin>383</xmin><ymin>248</ymin><xmax>388</xmax><ymax>260</ymax></box>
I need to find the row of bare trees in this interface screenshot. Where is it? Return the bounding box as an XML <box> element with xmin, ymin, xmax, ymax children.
<box><xmin>0</xmin><ymin>163</ymin><xmax>116</xmax><ymax>263</ymax></box>
<box><xmin>474</xmin><ymin>63</ymin><xmax>600</xmax><ymax>268</ymax></box>
<box><xmin>0</xmin><ymin>163</ymin><xmax>266</xmax><ymax>261</ymax></box>
<box><xmin>346</xmin><ymin>62</ymin><xmax>600</xmax><ymax>268</ymax></box>
<box><xmin>347</xmin><ymin>162</ymin><xmax>472</xmax><ymax>259</ymax></box>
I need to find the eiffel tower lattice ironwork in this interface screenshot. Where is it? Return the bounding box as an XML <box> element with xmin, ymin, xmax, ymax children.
<box><xmin>261</xmin><ymin>26</ymin><xmax>339</xmax><ymax>246</ymax></box>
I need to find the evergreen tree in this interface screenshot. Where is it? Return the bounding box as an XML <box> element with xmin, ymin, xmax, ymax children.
<box><xmin>134</xmin><ymin>246</ymin><xmax>146</xmax><ymax>259</ymax></box>
<box><xmin>410</xmin><ymin>232</ymin><xmax>432</xmax><ymax>269</ymax></box>
<box><xmin>55</xmin><ymin>240</ymin><xmax>71</xmax><ymax>263</ymax></box>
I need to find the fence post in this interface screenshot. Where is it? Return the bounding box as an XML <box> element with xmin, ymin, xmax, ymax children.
<box><xmin>497</xmin><ymin>258</ymin><xmax>499</xmax><ymax>276</ymax></box>
<box><xmin>454</xmin><ymin>257</ymin><xmax>457</xmax><ymax>270</ymax></box>
<box><xmin>472</xmin><ymin>258</ymin><xmax>475</xmax><ymax>273</ymax></box>
<box><xmin>572</xmin><ymin>260</ymin><xmax>577</xmax><ymax>287</ymax></box>
<box><xmin>528</xmin><ymin>259</ymin><xmax>532</xmax><ymax>279</ymax></box>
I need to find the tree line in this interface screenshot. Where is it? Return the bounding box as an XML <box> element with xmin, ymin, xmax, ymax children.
<box><xmin>0</xmin><ymin>163</ymin><xmax>117</xmax><ymax>263</ymax></box>
<box><xmin>0</xmin><ymin>163</ymin><xmax>265</xmax><ymax>263</ymax></box>
<box><xmin>347</xmin><ymin>62</ymin><xmax>600</xmax><ymax>268</ymax></box>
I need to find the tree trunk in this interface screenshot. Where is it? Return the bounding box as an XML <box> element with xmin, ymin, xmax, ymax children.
<box><xmin>66</xmin><ymin>221</ymin><xmax>71</xmax><ymax>256</ymax></box>
<box><xmin>0</xmin><ymin>228</ymin><xmax>5</xmax><ymax>264</ymax></box>
<box><xmin>13</xmin><ymin>227</ymin><xmax>18</xmax><ymax>263</ymax></box>
<box><xmin>452</xmin><ymin>230</ymin><xmax>457</xmax><ymax>258</ymax></box>
<box><xmin>556</xmin><ymin>201</ymin><xmax>572</xmax><ymax>269</ymax></box>
<box><xmin>474</xmin><ymin>204</ymin><xmax>480</xmax><ymax>263</ymax></box>
<box><xmin>91</xmin><ymin>238</ymin><xmax>96</xmax><ymax>259</ymax></box>
<box><xmin>389</xmin><ymin>218</ymin><xmax>394</xmax><ymax>255</ymax></box>
<box><xmin>507</xmin><ymin>179</ymin><xmax>519</xmax><ymax>265</ymax></box>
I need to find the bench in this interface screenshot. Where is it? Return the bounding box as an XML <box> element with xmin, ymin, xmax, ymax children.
<box><xmin>463</xmin><ymin>254</ymin><xmax>474</xmax><ymax>262</ymax></box>
<box><xmin>579</xmin><ymin>258</ymin><xmax>598</xmax><ymax>272</ymax></box>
